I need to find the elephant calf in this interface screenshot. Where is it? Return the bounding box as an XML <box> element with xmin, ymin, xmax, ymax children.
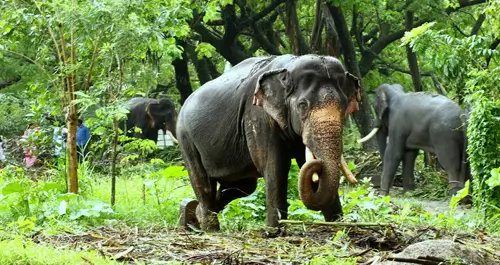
<box><xmin>359</xmin><ymin>84</ymin><xmax>470</xmax><ymax>198</ymax></box>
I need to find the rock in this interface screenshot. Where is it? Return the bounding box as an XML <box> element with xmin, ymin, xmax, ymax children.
<box><xmin>381</xmin><ymin>239</ymin><xmax>498</xmax><ymax>265</ymax></box>
<box><xmin>178</xmin><ymin>198</ymin><xmax>199</xmax><ymax>229</ymax></box>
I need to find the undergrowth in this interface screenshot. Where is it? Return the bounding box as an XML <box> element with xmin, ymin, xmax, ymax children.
<box><xmin>1</xmin><ymin>143</ymin><xmax>500</xmax><ymax>264</ymax></box>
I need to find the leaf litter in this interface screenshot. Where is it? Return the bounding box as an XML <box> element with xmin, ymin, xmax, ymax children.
<box><xmin>30</xmin><ymin>221</ymin><xmax>500</xmax><ymax>264</ymax></box>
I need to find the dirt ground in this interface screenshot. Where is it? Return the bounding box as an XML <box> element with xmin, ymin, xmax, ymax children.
<box><xmin>32</xmin><ymin>206</ymin><xmax>499</xmax><ymax>265</ymax></box>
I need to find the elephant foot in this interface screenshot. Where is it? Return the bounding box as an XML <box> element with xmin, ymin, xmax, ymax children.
<box><xmin>378</xmin><ymin>189</ymin><xmax>390</xmax><ymax>196</ymax></box>
<box><xmin>178</xmin><ymin>198</ymin><xmax>200</xmax><ymax>229</ymax></box>
<box><xmin>448</xmin><ymin>183</ymin><xmax>472</xmax><ymax>205</ymax></box>
<box><xmin>196</xmin><ymin>204</ymin><xmax>220</xmax><ymax>232</ymax></box>
<box><xmin>448</xmin><ymin>182</ymin><xmax>465</xmax><ymax>196</ymax></box>
<box><xmin>403</xmin><ymin>183</ymin><xmax>416</xmax><ymax>192</ymax></box>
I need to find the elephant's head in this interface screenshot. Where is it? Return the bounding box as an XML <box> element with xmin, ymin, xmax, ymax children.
<box><xmin>253</xmin><ymin>54</ymin><xmax>362</xmax><ymax>211</ymax></box>
<box><xmin>358</xmin><ymin>84</ymin><xmax>405</xmax><ymax>143</ymax></box>
<box><xmin>146</xmin><ymin>98</ymin><xmax>178</xmax><ymax>143</ymax></box>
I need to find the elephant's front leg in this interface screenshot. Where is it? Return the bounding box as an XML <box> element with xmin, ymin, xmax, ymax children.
<box><xmin>402</xmin><ymin>149</ymin><xmax>419</xmax><ymax>192</ymax></box>
<box><xmin>380</xmin><ymin>137</ymin><xmax>405</xmax><ymax>196</ymax></box>
<box><xmin>263</xmin><ymin>153</ymin><xmax>291</xmax><ymax>227</ymax></box>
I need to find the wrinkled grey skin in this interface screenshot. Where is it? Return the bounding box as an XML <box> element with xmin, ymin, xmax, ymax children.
<box><xmin>371</xmin><ymin>84</ymin><xmax>470</xmax><ymax>196</ymax></box>
<box><xmin>176</xmin><ymin>54</ymin><xmax>361</xmax><ymax>231</ymax></box>
<box><xmin>122</xmin><ymin>97</ymin><xmax>177</xmax><ymax>142</ymax></box>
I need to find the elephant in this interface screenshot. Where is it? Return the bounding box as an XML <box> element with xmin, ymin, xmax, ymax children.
<box><xmin>358</xmin><ymin>84</ymin><xmax>470</xmax><ymax>197</ymax></box>
<box><xmin>176</xmin><ymin>54</ymin><xmax>362</xmax><ymax>231</ymax></box>
<box><xmin>122</xmin><ymin>97</ymin><xmax>178</xmax><ymax>144</ymax></box>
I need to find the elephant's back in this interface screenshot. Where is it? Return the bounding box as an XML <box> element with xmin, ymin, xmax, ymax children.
<box><xmin>401</xmin><ymin>93</ymin><xmax>464</xmax><ymax>132</ymax></box>
<box><xmin>125</xmin><ymin>97</ymin><xmax>155</xmax><ymax>110</ymax></box>
<box><xmin>179</xmin><ymin>55</ymin><xmax>295</xmax><ymax>118</ymax></box>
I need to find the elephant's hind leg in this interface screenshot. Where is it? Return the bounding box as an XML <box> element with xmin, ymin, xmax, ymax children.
<box><xmin>216</xmin><ymin>178</ymin><xmax>258</xmax><ymax>210</ymax></box>
<box><xmin>434</xmin><ymin>141</ymin><xmax>462</xmax><ymax>196</ymax></box>
<box><xmin>402</xmin><ymin>149</ymin><xmax>419</xmax><ymax>192</ymax></box>
<box><xmin>179</xmin><ymin>139</ymin><xmax>220</xmax><ymax>231</ymax></box>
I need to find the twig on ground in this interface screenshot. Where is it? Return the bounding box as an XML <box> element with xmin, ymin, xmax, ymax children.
<box><xmin>360</xmin><ymin>255</ymin><xmax>381</xmax><ymax>265</ymax></box>
<box><xmin>111</xmin><ymin>246</ymin><xmax>134</xmax><ymax>260</ymax></box>
<box><xmin>221</xmin><ymin>248</ymin><xmax>244</xmax><ymax>264</ymax></box>
<box><xmin>279</xmin><ymin>220</ymin><xmax>390</xmax><ymax>227</ymax></box>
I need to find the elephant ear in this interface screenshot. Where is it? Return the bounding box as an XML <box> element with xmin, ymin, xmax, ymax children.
<box><xmin>252</xmin><ymin>68</ymin><xmax>292</xmax><ymax>129</ymax></box>
<box><xmin>145</xmin><ymin>101</ymin><xmax>161</xmax><ymax>129</ymax></box>
<box><xmin>374</xmin><ymin>87</ymin><xmax>389</xmax><ymax>123</ymax></box>
<box><xmin>344</xmin><ymin>72</ymin><xmax>362</xmax><ymax>102</ymax></box>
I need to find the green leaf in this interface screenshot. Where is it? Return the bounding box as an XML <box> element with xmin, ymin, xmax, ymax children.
<box><xmin>486</xmin><ymin>168</ymin><xmax>500</xmax><ymax>188</ymax></box>
<box><xmin>347</xmin><ymin>161</ymin><xmax>356</xmax><ymax>171</ymax></box>
<box><xmin>40</xmin><ymin>182</ymin><xmax>63</xmax><ymax>191</ymax></box>
<box><xmin>2</xmin><ymin>182</ymin><xmax>23</xmax><ymax>195</ymax></box>
<box><xmin>449</xmin><ymin>180</ymin><xmax>470</xmax><ymax>210</ymax></box>
<box><xmin>195</xmin><ymin>42</ymin><xmax>216</xmax><ymax>59</ymax></box>
<box><xmin>58</xmin><ymin>200</ymin><xmax>67</xmax><ymax>215</ymax></box>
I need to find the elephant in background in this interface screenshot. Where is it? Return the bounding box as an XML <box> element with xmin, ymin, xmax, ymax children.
<box><xmin>123</xmin><ymin>97</ymin><xmax>178</xmax><ymax>143</ymax></box>
<box><xmin>358</xmin><ymin>84</ymin><xmax>470</xmax><ymax>197</ymax></box>
<box><xmin>176</xmin><ymin>54</ymin><xmax>362</xmax><ymax>231</ymax></box>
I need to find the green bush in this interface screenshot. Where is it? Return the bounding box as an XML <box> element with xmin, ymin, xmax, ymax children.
<box><xmin>0</xmin><ymin>94</ymin><xmax>27</xmax><ymax>137</ymax></box>
<box><xmin>467</xmin><ymin>92</ymin><xmax>500</xmax><ymax>216</ymax></box>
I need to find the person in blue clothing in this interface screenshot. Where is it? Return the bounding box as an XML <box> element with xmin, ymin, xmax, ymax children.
<box><xmin>76</xmin><ymin>119</ymin><xmax>90</xmax><ymax>162</ymax></box>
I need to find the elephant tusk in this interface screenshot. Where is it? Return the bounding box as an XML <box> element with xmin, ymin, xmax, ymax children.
<box><xmin>166</xmin><ymin>130</ymin><xmax>179</xmax><ymax>144</ymax></box>
<box><xmin>357</xmin><ymin>127</ymin><xmax>379</xmax><ymax>143</ymax></box>
<box><xmin>341</xmin><ymin>155</ymin><xmax>357</xmax><ymax>184</ymax></box>
<box><xmin>305</xmin><ymin>147</ymin><xmax>320</xmax><ymax>183</ymax></box>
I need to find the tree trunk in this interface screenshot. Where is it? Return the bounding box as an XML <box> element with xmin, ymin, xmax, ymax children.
<box><xmin>284</xmin><ymin>0</ymin><xmax>308</xmax><ymax>55</ymax></box>
<box><xmin>60</xmin><ymin>22</ymin><xmax>79</xmax><ymax>194</ymax></box>
<box><xmin>405</xmin><ymin>10</ymin><xmax>422</xmax><ymax>92</ymax></box>
<box><xmin>67</xmin><ymin>111</ymin><xmax>78</xmax><ymax>193</ymax></box>
<box><xmin>310</xmin><ymin>0</ymin><xmax>324</xmax><ymax>53</ymax></box>
<box><xmin>172</xmin><ymin>39</ymin><xmax>194</xmax><ymax>105</ymax></box>
<box><xmin>326</xmin><ymin>3</ymin><xmax>377</xmax><ymax>151</ymax></box>
<box><xmin>322</xmin><ymin>3</ymin><xmax>340</xmax><ymax>57</ymax></box>
<box><xmin>186</xmin><ymin>42</ymin><xmax>212</xmax><ymax>85</ymax></box>
<box><xmin>111</xmin><ymin>119</ymin><xmax>118</xmax><ymax>206</ymax></box>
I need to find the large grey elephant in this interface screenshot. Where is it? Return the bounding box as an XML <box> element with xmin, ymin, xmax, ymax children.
<box><xmin>176</xmin><ymin>54</ymin><xmax>362</xmax><ymax>231</ymax></box>
<box><xmin>358</xmin><ymin>84</ymin><xmax>470</xmax><ymax>197</ymax></box>
<box><xmin>122</xmin><ymin>97</ymin><xmax>178</xmax><ymax>143</ymax></box>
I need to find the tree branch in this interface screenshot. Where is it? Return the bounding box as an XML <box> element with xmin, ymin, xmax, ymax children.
<box><xmin>222</xmin><ymin>5</ymin><xmax>239</xmax><ymax>43</ymax></box>
<box><xmin>239</xmin><ymin>0</ymin><xmax>286</xmax><ymax>28</ymax></box>
<box><xmin>358</xmin><ymin>0</ymin><xmax>487</xmax><ymax>76</ymax></box>
<box><xmin>486</xmin><ymin>36</ymin><xmax>500</xmax><ymax>67</ymax></box>
<box><xmin>452</xmin><ymin>23</ymin><xmax>469</xmax><ymax>37</ymax></box>
<box><xmin>373</xmin><ymin>55</ymin><xmax>448</xmax><ymax>96</ymax></box>
<box><xmin>445</xmin><ymin>0</ymin><xmax>487</xmax><ymax>14</ymax></box>
<box><xmin>192</xmin><ymin>11</ymin><xmax>248</xmax><ymax>65</ymax></box>
<box><xmin>252</xmin><ymin>23</ymin><xmax>282</xmax><ymax>55</ymax></box>
<box><xmin>470</xmin><ymin>13</ymin><xmax>486</xmax><ymax>35</ymax></box>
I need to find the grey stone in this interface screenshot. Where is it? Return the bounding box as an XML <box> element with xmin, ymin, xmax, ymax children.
<box><xmin>381</xmin><ymin>239</ymin><xmax>499</xmax><ymax>265</ymax></box>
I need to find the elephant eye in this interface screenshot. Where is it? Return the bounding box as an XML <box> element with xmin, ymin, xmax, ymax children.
<box><xmin>298</xmin><ymin>100</ymin><xmax>309</xmax><ymax>112</ymax></box>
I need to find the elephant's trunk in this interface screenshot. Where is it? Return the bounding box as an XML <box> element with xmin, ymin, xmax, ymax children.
<box><xmin>299</xmin><ymin>105</ymin><xmax>344</xmax><ymax>211</ymax></box>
